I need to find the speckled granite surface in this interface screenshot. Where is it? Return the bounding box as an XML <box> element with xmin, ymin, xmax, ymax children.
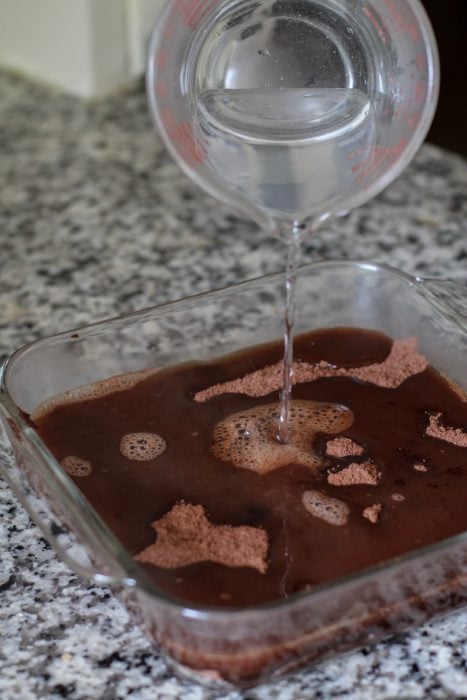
<box><xmin>0</xmin><ymin>70</ymin><xmax>466</xmax><ymax>699</ymax></box>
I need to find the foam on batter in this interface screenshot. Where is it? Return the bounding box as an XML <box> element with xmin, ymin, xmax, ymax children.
<box><xmin>61</xmin><ymin>455</ymin><xmax>93</xmax><ymax>477</ymax></box>
<box><xmin>119</xmin><ymin>432</ymin><xmax>167</xmax><ymax>461</ymax></box>
<box><xmin>212</xmin><ymin>400</ymin><xmax>353</xmax><ymax>475</ymax></box>
<box><xmin>31</xmin><ymin>367</ymin><xmax>159</xmax><ymax>421</ymax></box>
<box><xmin>302</xmin><ymin>490</ymin><xmax>350</xmax><ymax>526</ymax></box>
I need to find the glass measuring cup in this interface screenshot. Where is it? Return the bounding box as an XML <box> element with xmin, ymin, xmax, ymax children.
<box><xmin>147</xmin><ymin>0</ymin><xmax>439</xmax><ymax>442</ymax></box>
<box><xmin>147</xmin><ymin>0</ymin><xmax>439</xmax><ymax>237</ymax></box>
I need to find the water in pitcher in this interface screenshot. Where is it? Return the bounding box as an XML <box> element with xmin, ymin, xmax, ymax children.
<box><xmin>198</xmin><ymin>86</ymin><xmax>374</xmax><ymax>223</ymax></box>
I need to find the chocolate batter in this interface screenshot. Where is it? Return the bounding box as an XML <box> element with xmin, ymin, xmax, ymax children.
<box><xmin>32</xmin><ymin>328</ymin><xmax>467</xmax><ymax>608</ymax></box>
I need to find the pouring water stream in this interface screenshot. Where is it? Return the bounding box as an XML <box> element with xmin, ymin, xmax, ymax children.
<box><xmin>198</xmin><ymin>85</ymin><xmax>376</xmax><ymax>442</ymax></box>
<box><xmin>277</xmin><ymin>221</ymin><xmax>305</xmax><ymax>443</ymax></box>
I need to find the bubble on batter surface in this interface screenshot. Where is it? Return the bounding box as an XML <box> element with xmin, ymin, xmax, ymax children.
<box><xmin>212</xmin><ymin>400</ymin><xmax>354</xmax><ymax>475</ymax></box>
<box><xmin>61</xmin><ymin>455</ymin><xmax>93</xmax><ymax>477</ymax></box>
<box><xmin>302</xmin><ymin>490</ymin><xmax>350</xmax><ymax>526</ymax></box>
<box><xmin>391</xmin><ymin>492</ymin><xmax>405</xmax><ymax>502</ymax></box>
<box><xmin>119</xmin><ymin>432</ymin><xmax>167</xmax><ymax>461</ymax></box>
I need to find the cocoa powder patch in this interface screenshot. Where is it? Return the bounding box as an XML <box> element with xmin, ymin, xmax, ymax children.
<box><xmin>413</xmin><ymin>463</ymin><xmax>428</xmax><ymax>472</ymax></box>
<box><xmin>327</xmin><ymin>461</ymin><xmax>381</xmax><ymax>487</ymax></box>
<box><xmin>426</xmin><ymin>413</ymin><xmax>467</xmax><ymax>447</ymax></box>
<box><xmin>325</xmin><ymin>437</ymin><xmax>364</xmax><ymax>458</ymax></box>
<box><xmin>135</xmin><ymin>502</ymin><xmax>268</xmax><ymax>574</ymax></box>
<box><xmin>363</xmin><ymin>503</ymin><xmax>382</xmax><ymax>524</ymax></box>
<box><xmin>195</xmin><ymin>338</ymin><xmax>427</xmax><ymax>402</ymax></box>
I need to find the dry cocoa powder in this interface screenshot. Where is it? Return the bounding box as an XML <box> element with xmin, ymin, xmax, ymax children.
<box><xmin>195</xmin><ymin>337</ymin><xmax>427</xmax><ymax>402</ymax></box>
<box><xmin>135</xmin><ymin>502</ymin><xmax>269</xmax><ymax>574</ymax></box>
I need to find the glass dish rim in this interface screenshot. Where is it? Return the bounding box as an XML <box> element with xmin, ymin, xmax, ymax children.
<box><xmin>1</xmin><ymin>257</ymin><xmax>466</xmax><ymax>622</ymax></box>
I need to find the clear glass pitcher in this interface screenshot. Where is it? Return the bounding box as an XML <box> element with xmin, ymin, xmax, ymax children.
<box><xmin>147</xmin><ymin>0</ymin><xmax>439</xmax><ymax>236</ymax></box>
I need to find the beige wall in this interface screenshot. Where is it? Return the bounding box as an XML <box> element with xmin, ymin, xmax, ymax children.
<box><xmin>0</xmin><ymin>0</ymin><xmax>166</xmax><ymax>97</ymax></box>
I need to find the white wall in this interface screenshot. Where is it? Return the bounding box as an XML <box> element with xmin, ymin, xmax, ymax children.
<box><xmin>0</xmin><ymin>0</ymin><xmax>166</xmax><ymax>98</ymax></box>
<box><xmin>126</xmin><ymin>0</ymin><xmax>166</xmax><ymax>77</ymax></box>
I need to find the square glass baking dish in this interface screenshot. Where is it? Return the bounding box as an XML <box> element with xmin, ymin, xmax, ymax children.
<box><xmin>1</xmin><ymin>259</ymin><xmax>466</xmax><ymax>688</ymax></box>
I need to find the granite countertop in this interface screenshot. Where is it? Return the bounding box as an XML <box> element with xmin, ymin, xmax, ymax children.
<box><xmin>0</xmin><ymin>70</ymin><xmax>466</xmax><ymax>700</ymax></box>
